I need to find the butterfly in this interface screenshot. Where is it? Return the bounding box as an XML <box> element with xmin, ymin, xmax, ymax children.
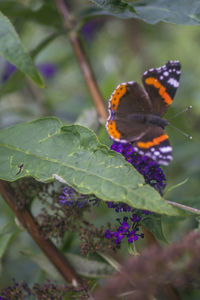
<box><xmin>106</xmin><ymin>61</ymin><xmax>181</xmax><ymax>165</ymax></box>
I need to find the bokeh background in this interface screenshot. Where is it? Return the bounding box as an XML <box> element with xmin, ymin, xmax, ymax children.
<box><xmin>0</xmin><ymin>0</ymin><xmax>200</xmax><ymax>290</ymax></box>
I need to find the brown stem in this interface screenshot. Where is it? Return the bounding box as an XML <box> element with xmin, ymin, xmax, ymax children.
<box><xmin>56</xmin><ymin>0</ymin><xmax>108</xmax><ymax>123</ymax></box>
<box><xmin>0</xmin><ymin>180</ymin><xmax>82</xmax><ymax>286</ymax></box>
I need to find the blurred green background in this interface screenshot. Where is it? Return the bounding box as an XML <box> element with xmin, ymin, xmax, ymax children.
<box><xmin>0</xmin><ymin>0</ymin><xmax>200</xmax><ymax>290</ymax></box>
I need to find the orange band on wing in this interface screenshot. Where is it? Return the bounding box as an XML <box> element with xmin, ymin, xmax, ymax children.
<box><xmin>109</xmin><ymin>84</ymin><xmax>127</xmax><ymax>111</ymax></box>
<box><xmin>106</xmin><ymin>120</ymin><xmax>121</xmax><ymax>139</ymax></box>
<box><xmin>137</xmin><ymin>134</ymin><xmax>168</xmax><ymax>149</ymax></box>
<box><xmin>145</xmin><ymin>77</ymin><xmax>172</xmax><ymax>105</ymax></box>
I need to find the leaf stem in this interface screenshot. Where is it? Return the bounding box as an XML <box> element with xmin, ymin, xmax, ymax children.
<box><xmin>56</xmin><ymin>0</ymin><xmax>108</xmax><ymax>123</ymax></box>
<box><xmin>0</xmin><ymin>180</ymin><xmax>82</xmax><ymax>286</ymax></box>
<box><xmin>167</xmin><ymin>200</ymin><xmax>200</xmax><ymax>215</ymax></box>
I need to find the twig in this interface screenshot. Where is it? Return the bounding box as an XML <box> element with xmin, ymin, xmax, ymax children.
<box><xmin>0</xmin><ymin>180</ymin><xmax>82</xmax><ymax>287</ymax></box>
<box><xmin>167</xmin><ymin>200</ymin><xmax>200</xmax><ymax>215</ymax></box>
<box><xmin>56</xmin><ymin>0</ymin><xmax>108</xmax><ymax>123</ymax></box>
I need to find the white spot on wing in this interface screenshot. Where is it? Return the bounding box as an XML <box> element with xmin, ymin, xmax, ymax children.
<box><xmin>158</xmin><ymin>160</ymin><xmax>168</xmax><ymax>166</ymax></box>
<box><xmin>167</xmin><ymin>78</ymin><xmax>179</xmax><ymax>87</ymax></box>
<box><xmin>160</xmin><ymin>146</ymin><xmax>172</xmax><ymax>153</ymax></box>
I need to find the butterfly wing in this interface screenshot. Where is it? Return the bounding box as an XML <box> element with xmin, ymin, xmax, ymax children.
<box><xmin>106</xmin><ymin>81</ymin><xmax>152</xmax><ymax>143</ymax></box>
<box><xmin>133</xmin><ymin>127</ymin><xmax>172</xmax><ymax>165</ymax></box>
<box><xmin>142</xmin><ymin>60</ymin><xmax>181</xmax><ymax>116</ymax></box>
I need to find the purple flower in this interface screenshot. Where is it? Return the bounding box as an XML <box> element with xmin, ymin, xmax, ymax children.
<box><xmin>1</xmin><ymin>61</ymin><xmax>16</xmax><ymax>83</ymax></box>
<box><xmin>114</xmin><ymin>231</ymin><xmax>125</xmax><ymax>244</ymax></box>
<box><xmin>81</xmin><ymin>19</ymin><xmax>104</xmax><ymax>41</ymax></box>
<box><xmin>131</xmin><ymin>214</ymin><xmax>141</xmax><ymax>223</ymax></box>
<box><xmin>106</xmin><ymin>201</ymin><xmax>132</xmax><ymax>213</ymax></box>
<box><xmin>127</xmin><ymin>230</ymin><xmax>139</xmax><ymax>243</ymax></box>
<box><xmin>111</xmin><ymin>141</ymin><xmax>166</xmax><ymax>195</ymax></box>
<box><xmin>37</xmin><ymin>62</ymin><xmax>57</xmax><ymax>80</ymax></box>
<box><xmin>1</xmin><ymin>61</ymin><xmax>57</xmax><ymax>83</ymax></box>
<box><xmin>105</xmin><ymin>215</ymin><xmax>144</xmax><ymax>245</ymax></box>
<box><xmin>59</xmin><ymin>186</ymin><xmax>100</xmax><ymax>208</ymax></box>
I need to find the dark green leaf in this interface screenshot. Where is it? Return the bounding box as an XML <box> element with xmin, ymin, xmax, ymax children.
<box><xmin>85</xmin><ymin>0</ymin><xmax>200</xmax><ymax>25</ymax></box>
<box><xmin>135</xmin><ymin>0</ymin><xmax>200</xmax><ymax>25</ymax></box>
<box><xmin>142</xmin><ymin>214</ymin><xmax>168</xmax><ymax>243</ymax></box>
<box><xmin>0</xmin><ymin>10</ymin><xmax>44</xmax><ymax>87</ymax></box>
<box><xmin>0</xmin><ymin>1</ymin><xmax>61</xmax><ymax>28</ymax></box>
<box><xmin>0</xmin><ymin>223</ymin><xmax>18</xmax><ymax>259</ymax></box>
<box><xmin>66</xmin><ymin>253</ymin><xmax>114</xmax><ymax>277</ymax></box>
<box><xmin>0</xmin><ymin>117</ymin><xmax>184</xmax><ymax>216</ymax></box>
<box><xmin>0</xmin><ymin>70</ymin><xmax>25</xmax><ymax>97</ymax></box>
<box><xmin>22</xmin><ymin>251</ymin><xmax>114</xmax><ymax>279</ymax></box>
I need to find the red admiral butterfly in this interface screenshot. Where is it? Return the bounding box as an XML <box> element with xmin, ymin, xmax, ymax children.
<box><xmin>106</xmin><ymin>61</ymin><xmax>181</xmax><ymax>165</ymax></box>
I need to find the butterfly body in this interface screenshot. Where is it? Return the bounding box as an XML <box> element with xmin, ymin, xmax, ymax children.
<box><xmin>106</xmin><ymin>61</ymin><xmax>181</xmax><ymax>165</ymax></box>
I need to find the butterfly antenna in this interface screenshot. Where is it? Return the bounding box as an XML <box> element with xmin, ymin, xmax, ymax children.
<box><xmin>168</xmin><ymin>105</ymin><xmax>192</xmax><ymax>120</ymax></box>
<box><xmin>168</xmin><ymin>122</ymin><xmax>192</xmax><ymax>140</ymax></box>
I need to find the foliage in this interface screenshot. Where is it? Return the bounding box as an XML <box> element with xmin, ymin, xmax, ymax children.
<box><xmin>0</xmin><ymin>0</ymin><xmax>200</xmax><ymax>299</ymax></box>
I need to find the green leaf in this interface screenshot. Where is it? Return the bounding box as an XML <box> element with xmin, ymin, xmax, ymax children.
<box><xmin>22</xmin><ymin>251</ymin><xmax>114</xmax><ymax>279</ymax></box>
<box><xmin>0</xmin><ymin>32</ymin><xmax>60</xmax><ymax>98</ymax></box>
<box><xmin>0</xmin><ymin>223</ymin><xmax>18</xmax><ymax>259</ymax></box>
<box><xmin>142</xmin><ymin>214</ymin><xmax>168</xmax><ymax>243</ymax></box>
<box><xmin>0</xmin><ymin>70</ymin><xmax>25</xmax><ymax>97</ymax></box>
<box><xmin>0</xmin><ymin>10</ymin><xmax>44</xmax><ymax>87</ymax></box>
<box><xmin>164</xmin><ymin>178</ymin><xmax>189</xmax><ymax>195</ymax></box>
<box><xmin>0</xmin><ymin>1</ymin><xmax>61</xmax><ymax>28</ymax></box>
<box><xmin>98</xmin><ymin>252</ymin><xmax>120</xmax><ymax>271</ymax></box>
<box><xmin>85</xmin><ymin>0</ymin><xmax>200</xmax><ymax>25</ymax></box>
<box><xmin>90</xmin><ymin>0</ymin><xmax>136</xmax><ymax>15</ymax></box>
<box><xmin>135</xmin><ymin>0</ymin><xmax>200</xmax><ymax>25</ymax></box>
<box><xmin>0</xmin><ymin>117</ymin><xmax>184</xmax><ymax>216</ymax></box>
<box><xmin>66</xmin><ymin>253</ymin><xmax>113</xmax><ymax>277</ymax></box>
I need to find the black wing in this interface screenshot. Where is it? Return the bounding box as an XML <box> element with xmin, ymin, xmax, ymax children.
<box><xmin>106</xmin><ymin>81</ymin><xmax>152</xmax><ymax>143</ymax></box>
<box><xmin>142</xmin><ymin>61</ymin><xmax>181</xmax><ymax>116</ymax></box>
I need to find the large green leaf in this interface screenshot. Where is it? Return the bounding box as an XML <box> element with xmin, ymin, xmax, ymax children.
<box><xmin>0</xmin><ymin>10</ymin><xmax>44</xmax><ymax>87</ymax></box>
<box><xmin>0</xmin><ymin>117</ymin><xmax>183</xmax><ymax>216</ymax></box>
<box><xmin>85</xmin><ymin>0</ymin><xmax>200</xmax><ymax>25</ymax></box>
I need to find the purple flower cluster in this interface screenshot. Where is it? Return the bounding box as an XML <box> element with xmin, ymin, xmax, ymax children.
<box><xmin>105</xmin><ymin>215</ymin><xmax>144</xmax><ymax>244</ymax></box>
<box><xmin>59</xmin><ymin>186</ymin><xmax>100</xmax><ymax>208</ymax></box>
<box><xmin>111</xmin><ymin>141</ymin><xmax>166</xmax><ymax>195</ymax></box>
<box><xmin>1</xmin><ymin>61</ymin><xmax>57</xmax><ymax>83</ymax></box>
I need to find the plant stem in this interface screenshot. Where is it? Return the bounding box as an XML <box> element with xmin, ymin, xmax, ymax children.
<box><xmin>56</xmin><ymin>0</ymin><xmax>108</xmax><ymax>123</ymax></box>
<box><xmin>0</xmin><ymin>180</ymin><xmax>82</xmax><ymax>287</ymax></box>
<box><xmin>167</xmin><ymin>200</ymin><xmax>200</xmax><ymax>215</ymax></box>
